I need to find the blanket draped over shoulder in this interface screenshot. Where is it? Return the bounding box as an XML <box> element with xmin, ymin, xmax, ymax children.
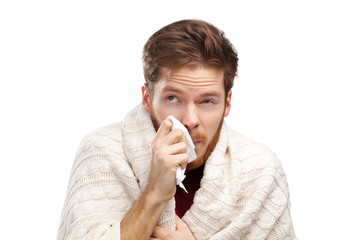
<box><xmin>57</xmin><ymin>104</ymin><xmax>297</xmax><ymax>240</ymax></box>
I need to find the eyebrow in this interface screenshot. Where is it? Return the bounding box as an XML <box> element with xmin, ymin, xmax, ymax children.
<box><xmin>162</xmin><ymin>86</ymin><xmax>183</xmax><ymax>93</ymax></box>
<box><xmin>162</xmin><ymin>86</ymin><xmax>221</xmax><ymax>98</ymax></box>
<box><xmin>199</xmin><ymin>92</ymin><xmax>221</xmax><ymax>98</ymax></box>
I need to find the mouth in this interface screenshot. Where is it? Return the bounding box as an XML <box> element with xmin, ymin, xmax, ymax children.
<box><xmin>192</xmin><ymin>140</ymin><xmax>202</xmax><ymax>147</ymax></box>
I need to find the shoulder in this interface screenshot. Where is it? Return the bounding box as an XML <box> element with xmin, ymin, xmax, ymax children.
<box><xmin>225</xmin><ymin>125</ymin><xmax>290</xmax><ymax>198</ymax></box>
<box><xmin>70</xmin><ymin>122</ymin><xmax>132</xmax><ymax>184</ymax></box>
<box><xmin>75</xmin><ymin>122</ymin><xmax>125</xmax><ymax>158</ymax></box>
<box><xmin>225</xmin><ymin>125</ymin><xmax>284</xmax><ymax>175</ymax></box>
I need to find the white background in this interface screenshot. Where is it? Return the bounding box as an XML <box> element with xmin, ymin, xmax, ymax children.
<box><xmin>1</xmin><ymin>0</ymin><xmax>359</xmax><ymax>239</ymax></box>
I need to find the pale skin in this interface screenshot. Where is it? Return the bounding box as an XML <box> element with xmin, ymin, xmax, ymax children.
<box><xmin>120</xmin><ymin>65</ymin><xmax>232</xmax><ymax>240</ymax></box>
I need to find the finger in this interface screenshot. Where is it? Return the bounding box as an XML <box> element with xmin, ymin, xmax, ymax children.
<box><xmin>152</xmin><ymin>226</ymin><xmax>171</xmax><ymax>239</ymax></box>
<box><xmin>165</xmin><ymin>141</ymin><xmax>187</xmax><ymax>155</ymax></box>
<box><xmin>163</xmin><ymin>128</ymin><xmax>186</xmax><ymax>146</ymax></box>
<box><xmin>171</xmin><ymin>153</ymin><xmax>189</xmax><ymax>170</ymax></box>
<box><xmin>175</xmin><ymin>214</ymin><xmax>187</xmax><ymax>230</ymax></box>
<box><xmin>155</xmin><ymin>119</ymin><xmax>173</xmax><ymax>139</ymax></box>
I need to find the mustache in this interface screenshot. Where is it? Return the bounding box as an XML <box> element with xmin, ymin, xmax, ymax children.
<box><xmin>189</xmin><ymin>131</ymin><xmax>206</xmax><ymax>142</ymax></box>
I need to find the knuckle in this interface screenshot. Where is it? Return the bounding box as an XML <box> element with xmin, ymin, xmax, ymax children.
<box><xmin>184</xmin><ymin>154</ymin><xmax>189</xmax><ymax>163</ymax></box>
<box><xmin>179</xmin><ymin>142</ymin><xmax>187</xmax><ymax>151</ymax></box>
<box><xmin>173</xmin><ymin>129</ymin><xmax>183</xmax><ymax>137</ymax></box>
<box><xmin>163</xmin><ymin>119</ymin><xmax>172</xmax><ymax>129</ymax></box>
<box><xmin>151</xmin><ymin>142</ymin><xmax>159</xmax><ymax>152</ymax></box>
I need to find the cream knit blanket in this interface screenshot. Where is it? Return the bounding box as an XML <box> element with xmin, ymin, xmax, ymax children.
<box><xmin>57</xmin><ymin>104</ymin><xmax>297</xmax><ymax>240</ymax></box>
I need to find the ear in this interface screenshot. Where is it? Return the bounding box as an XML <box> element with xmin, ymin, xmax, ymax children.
<box><xmin>142</xmin><ymin>84</ymin><xmax>151</xmax><ymax>112</ymax></box>
<box><xmin>224</xmin><ymin>90</ymin><xmax>232</xmax><ymax>117</ymax></box>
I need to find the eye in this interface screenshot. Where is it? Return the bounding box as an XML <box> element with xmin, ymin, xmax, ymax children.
<box><xmin>202</xmin><ymin>99</ymin><xmax>213</xmax><ymax>104</ymax></box>
<box><xmin>167</xmin><ymin>96</ymin><xmax>179</xmax><ymax>102</ymax></box>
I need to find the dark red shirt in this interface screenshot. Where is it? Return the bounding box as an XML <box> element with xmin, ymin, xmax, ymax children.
<box><xmin>175</xmin><ymin>164</ymin><xmax>204</xmax><ymax>218</ymax></box>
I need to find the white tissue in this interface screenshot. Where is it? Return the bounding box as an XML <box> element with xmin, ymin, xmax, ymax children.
<box><xmin>166</xmin><ymin>115</ymin><xmax>197</xmax><ymax>193</ymax></box>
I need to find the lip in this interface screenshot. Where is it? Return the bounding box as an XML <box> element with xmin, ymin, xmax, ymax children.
<box><xmin>193</xmin><ymin>140</ymin><xmax>201</xmax><ymax>147</ymax></box>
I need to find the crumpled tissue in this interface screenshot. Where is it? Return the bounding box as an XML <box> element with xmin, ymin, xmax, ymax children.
<box><xmin>166</xmin><ymin>115</ymin><xmax>197</xmax><ymax>193</ymax></box>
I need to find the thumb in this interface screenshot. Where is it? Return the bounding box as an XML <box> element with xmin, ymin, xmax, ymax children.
<box><xmin>175</xmin><ymin>214</ymin><xmax>188</xmax><ymax>231</ymax></box>
<box><xmin>152</xmin><ymin>226</ymin><xmax>171</xmax><ymax>239</ymax></box>
<box><xmin>156</xmin><ymin>118</ymin><xmax>173</xmax><ymax>138</ymax></box>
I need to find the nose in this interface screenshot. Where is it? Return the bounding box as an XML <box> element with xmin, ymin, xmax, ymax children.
<box><xmin>181</xmin><ymin>104</ymin><xmax>200</xmax><ymax>132</ymax></box>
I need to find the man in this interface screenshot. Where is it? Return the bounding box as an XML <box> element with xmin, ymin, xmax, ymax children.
<box><xmin>58</xmin><ymin>19</ymin><xmax>297</xmax><ymax>240</ymax></box>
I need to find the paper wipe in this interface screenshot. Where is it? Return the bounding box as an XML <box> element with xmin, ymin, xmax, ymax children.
<box><xmin>166</xmin><ymin>115</ymin><xmax>197</xmax><ymax>193</ymax></box>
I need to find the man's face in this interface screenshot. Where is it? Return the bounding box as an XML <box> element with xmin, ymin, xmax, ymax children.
<box><xmin>142</xmin><ymin>65</ymin><xmax>232</xmax><ymax>171</ymax></box>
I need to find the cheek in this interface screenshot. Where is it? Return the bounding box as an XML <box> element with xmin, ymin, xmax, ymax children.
<box><xmin>151</xmin><ymin>96</ymin><xmax>165</xmax><ymax>117</ymax></box>
<box><xmin>152</xmin><ymin>99</ymin><xmax>183</xmax><ymax>121</ymax></box>
<box><xmin>152</xmin><ymin>103</ymin><xmax>175</xmax><ymax>123</ymax></box>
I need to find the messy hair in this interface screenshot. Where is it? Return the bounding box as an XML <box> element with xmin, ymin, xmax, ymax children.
<box><xmin>142</xmin><ymin>19</ymin><xmax>238</xmax><ymax>97</ymax></box>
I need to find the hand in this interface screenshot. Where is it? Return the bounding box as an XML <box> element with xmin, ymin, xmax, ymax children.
<box><xmin>146</xmin><ymin>119</ymin><xmax>189</xmax><ymax>203</ymax></box>
<box><xmin>150</xmin><ymin>215</ymin><xmax>196</xmax><ymax>240</ymax></box>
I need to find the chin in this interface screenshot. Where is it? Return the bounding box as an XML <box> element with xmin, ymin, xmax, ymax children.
<box><xmin>194</xmin><ymin>142</ymin><xmax>206</xmax><ymax>155</ymax></box>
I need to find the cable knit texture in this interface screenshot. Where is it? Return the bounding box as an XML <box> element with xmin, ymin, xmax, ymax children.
<box><xmin>57</xmin><ymin>104</ymin><xmax>297</xmax><ymax>240</ymax></box>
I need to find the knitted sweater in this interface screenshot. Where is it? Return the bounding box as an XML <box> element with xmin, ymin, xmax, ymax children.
<box><xmin>57</xmin><ymin>104</ymin><xmax>297</xmax><ymax>240</ymax></box>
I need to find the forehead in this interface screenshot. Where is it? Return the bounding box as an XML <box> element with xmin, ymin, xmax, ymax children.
<box><xmin>155</xmin><ymin>66</ymin><xmax>225</xmax><ymax>95</ymax></box>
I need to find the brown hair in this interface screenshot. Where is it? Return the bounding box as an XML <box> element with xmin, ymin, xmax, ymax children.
<box><xmin>142</xmin><ymin>19</ymin><xmax>238</xmax><ymax>97</ymax></box>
